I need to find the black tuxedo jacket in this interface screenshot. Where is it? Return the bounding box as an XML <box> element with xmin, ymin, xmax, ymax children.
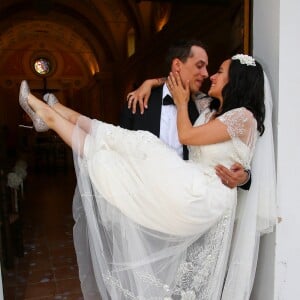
<box><xmin>119</xmin><ymin>86</ymin><xmax>199</xmax><ymax>160</ymax></box>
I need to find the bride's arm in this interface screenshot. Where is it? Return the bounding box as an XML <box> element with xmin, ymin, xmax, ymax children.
<box><xmin>127</xmin><ymin>77</ymin><xmax>166</xmax><ymax>114</ymax></box>
<box><xmin>177</xmin><ymin>111</ymin><xmax>230</xmax><ymax>145</ymax></box>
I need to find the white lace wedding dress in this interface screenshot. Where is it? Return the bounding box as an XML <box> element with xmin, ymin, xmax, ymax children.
<box><xmin>72</xmin><ymin>107</ymin><xmax>257</xmax><ymax>300</ymax></box>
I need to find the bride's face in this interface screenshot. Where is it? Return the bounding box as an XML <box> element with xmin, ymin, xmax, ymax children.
<box><xmin>208</xmin><ymin>59</ymin><xmax>230</xmax><ymax>103</ymax></box>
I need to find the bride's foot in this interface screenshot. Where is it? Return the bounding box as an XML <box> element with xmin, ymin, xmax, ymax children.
<box><xmin>19</xmin><ymin>80</ymin><xmax>49</xmax><ymax>132</ymax></box>
<box><xmin>43</xmin><ymin>93</ymin><xmax>59</xmax><ymax>107</ymax></box>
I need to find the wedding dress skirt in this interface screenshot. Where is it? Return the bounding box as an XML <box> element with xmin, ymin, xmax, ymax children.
<box><xmin>72</xmin><ymin>108</ymin><xmax>256</xmax><ymax>299</ymax></box>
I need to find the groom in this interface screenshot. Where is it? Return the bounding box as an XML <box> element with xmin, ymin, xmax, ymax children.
<box><xmin>120</xmin><ymin>39</ymin><xmax>250</xmax><ymax>189</ymax></box>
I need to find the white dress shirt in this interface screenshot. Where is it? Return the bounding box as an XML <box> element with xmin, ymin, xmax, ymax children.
<box><xmin>160</xmin><ymin>84</ymin><xmax>183</xmax><ymax>158</ymax></box>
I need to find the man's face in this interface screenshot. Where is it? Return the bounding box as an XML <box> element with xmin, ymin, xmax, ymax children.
<box><xmin>173</xmin><ymin>46</ymin><xmax>209</xmax><ymax>94</ymax></box>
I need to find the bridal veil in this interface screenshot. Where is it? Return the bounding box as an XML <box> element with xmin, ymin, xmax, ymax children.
<box><xmin>221</xmin><ymin>72</ymin><xmax>278</xmax><ymax>299</ymax></box>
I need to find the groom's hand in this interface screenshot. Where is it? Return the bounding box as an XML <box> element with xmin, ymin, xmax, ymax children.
<box><xmin>215</xmin><ymin>163</ymin><xmax>249</xmax><ymax>189</ymax></box>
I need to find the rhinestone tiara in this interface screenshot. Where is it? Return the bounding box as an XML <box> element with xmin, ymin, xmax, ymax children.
<box><xmin>231</xmin><ymin>54</ymin><xmax>256</xmax><ymax>66</ymax></box>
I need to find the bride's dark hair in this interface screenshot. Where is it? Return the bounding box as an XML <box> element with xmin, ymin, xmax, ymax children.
<box><xmin>214</xmin><ymin>58</ymin><xmax>265</xmax><ymax>135</ymax></box>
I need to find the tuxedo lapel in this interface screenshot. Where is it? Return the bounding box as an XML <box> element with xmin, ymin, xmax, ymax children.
<box><xmin>143</xmin><ymin>87</ymin><xmax>163</xmax><ymax>137</ymax></box>
<box><xmin>183</xmin><ymin>98</ymin><xmax>200</xmax><ymax>160</ymax></box>
<box><xmin>188</xmin><ymin>99</ymin><xmax>200</xmax><ymax>124</ymax></box>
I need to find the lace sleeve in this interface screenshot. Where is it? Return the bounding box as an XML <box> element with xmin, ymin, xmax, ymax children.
<box><xmin>217</xmin><ymin>107</ymin><xmax>257</xmax><ymax>148</ymax></box>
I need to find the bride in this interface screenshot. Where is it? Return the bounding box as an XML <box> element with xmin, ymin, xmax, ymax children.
<box><xmin>19</xmin><ymin>54</ymin><xmax>276</xmax><ymax>299</ymax></box>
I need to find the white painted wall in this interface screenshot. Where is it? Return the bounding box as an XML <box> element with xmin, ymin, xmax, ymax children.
<box><xmin>251</xmin><ymin>0</ymin><xmax>300</xmax><ymax>299</ymax></box>
<box><xmin>275</xmin><ymin>1</ymin><xmax>300</xmax><ymax>298</ymax></box>
<box><xmin>250</xmin><ymin>1</ymin><xmax>279</xmax><ymax>299</ymax></box>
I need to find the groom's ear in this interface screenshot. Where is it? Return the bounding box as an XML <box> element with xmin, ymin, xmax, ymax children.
<box><xmin>172</xmin><ymin>58</ymin><xmax>181</xmax><ymax>72</ymax></box>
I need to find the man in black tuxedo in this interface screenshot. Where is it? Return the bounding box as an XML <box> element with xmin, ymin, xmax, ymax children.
<box><xmin>120</xmin><ymin>84</ymin><xmax>200</xmax><ymax>160</ymax></box>
<box><xmin>120</xmin><ymin>39</ymin><xmax>250</xmax><ymax>189</ymax></box>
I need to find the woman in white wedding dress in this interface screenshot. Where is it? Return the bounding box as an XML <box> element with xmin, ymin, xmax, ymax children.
<box><xmin>19</xmin><ymin>54</ymin><xmax>276</xmax><ymax>300</ymax></box>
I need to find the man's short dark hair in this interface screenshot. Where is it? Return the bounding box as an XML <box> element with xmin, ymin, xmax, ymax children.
<box><xmin>165</xmin><ymin>39</ymin><xmax>207</xmax><ymax>68</ymax></box>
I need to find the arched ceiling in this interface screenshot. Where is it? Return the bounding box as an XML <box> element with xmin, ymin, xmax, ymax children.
<box><xmin>0</xmin><ymin>0</ymin><xmax>158</xmax><ymax>88</ymax></box>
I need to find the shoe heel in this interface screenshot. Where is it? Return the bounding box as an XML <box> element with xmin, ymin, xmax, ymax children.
<box><xmin>32</xmin><ymin>117</ymin><xmax>49</xmax><ymax>132</ymax></box>
<box><xmin>18</xmin><ymin>124</ymin><xmax>33</xmax><ymax>129</ymax></box>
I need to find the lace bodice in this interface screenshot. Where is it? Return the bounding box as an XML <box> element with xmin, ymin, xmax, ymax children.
<box><xmin>188</xmin><ymin>107</ymin><xmax>258</xmax><ymax>172</ymax></box>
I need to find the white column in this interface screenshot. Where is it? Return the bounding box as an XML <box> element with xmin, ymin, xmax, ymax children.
<box><xmin>252</xmin><ymin>0</ymin><xmax>300</xmax><ymax>299</ymax></box>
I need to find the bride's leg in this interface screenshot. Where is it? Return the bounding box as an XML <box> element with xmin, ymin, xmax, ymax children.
<box><xmin>28</xmin><ymin>93</ymin><xmax>87</xmax><ymax>156</ymax></box>
<box><xmin>50</xmin><ymin>100</ymin><xmax>82</xmax><ymax>125</ymax></box>
<box><xmin>44</xmin><ymin>93</ymin><xmax>85</xmax><ymax>127</ymax></box>
<box><xmin>26</xmin><ymin>95</ymin><xmax>165</xmax><ymax>160</ymax></box>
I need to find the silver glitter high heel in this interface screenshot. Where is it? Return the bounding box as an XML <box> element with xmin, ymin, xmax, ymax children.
<box><xmin>43</xmin><ymin>93</ymin><xmax>59</xmax><ymax>107</ymax></box>
<box><xmin>19</xmin><ymin>80</ymin><xmax>49</xmax><ymax>132</ymax></box>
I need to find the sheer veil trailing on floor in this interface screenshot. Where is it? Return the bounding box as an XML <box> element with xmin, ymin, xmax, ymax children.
<box><xmin>71</xmin><ymin>72</ymin><xmax>277</xmax><ymax>300</ymax></box>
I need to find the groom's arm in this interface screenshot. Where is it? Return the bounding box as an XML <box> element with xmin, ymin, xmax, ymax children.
<box><xmin>238</xmin><ymin>169</ymin><xmax>251</xmax><ymax>190</ymax></box>
<box><xmin>215</xmin><ymin>163</ymin><xmax>251</xmax><ymax>190</ymax></box>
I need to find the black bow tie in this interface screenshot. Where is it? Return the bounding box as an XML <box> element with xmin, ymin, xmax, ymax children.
<box><xmin>162</xmin><ymin>95</ymin><xmax>175</xmax><ymax>106</ymax></box>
